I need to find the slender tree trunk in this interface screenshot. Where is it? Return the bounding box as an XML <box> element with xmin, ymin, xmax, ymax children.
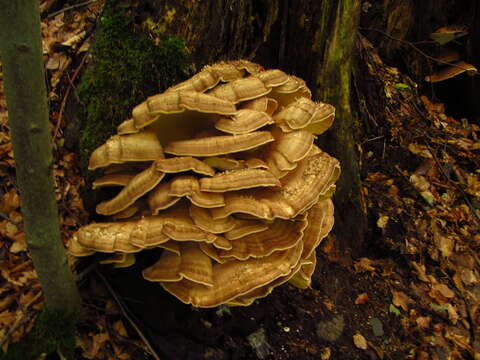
<box><xmin>0</xmin><ymin>0</ymin><xmax>80</xmax><ymax>315</ymax></box>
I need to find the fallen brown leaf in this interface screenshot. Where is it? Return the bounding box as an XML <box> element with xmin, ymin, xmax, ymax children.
<box><xmin>353</xmin><ymin>333</ymin><xmax>368</xmax><ymax>350</ymax></box>
<box><xmin>355</xmin><ymin>293</ymin><xmax>369</xmax><ymax>305</ymax></box>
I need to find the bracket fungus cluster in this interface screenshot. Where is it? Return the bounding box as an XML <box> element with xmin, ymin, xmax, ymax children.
<box><xmin>69</xmin><ymin>60</ymin><xmax>340</xmax><ymax>308</ymax></box>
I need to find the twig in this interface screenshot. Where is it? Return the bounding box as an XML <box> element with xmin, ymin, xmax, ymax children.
<box><xmin>95</xmin><ymin>269</ymin><xmax>161</xmax><ymax>360</ymax></box>
<box><xmin>360</xmin><ymin>27</ymin><xmax>479</xmax><ymax>74</ymax></box>
<box><xmin>362</xmin><ymin>135</ymin><xmax>385</xmax><ymax>144</ymax></box>
<box><xmin>52</xmin><ymin>52</ymin><xmax>88</xmax><ymax>142</ymax></box>
<box><xmin>0</xmin><ymin>314</ymin><xmax>32</xmax><ymax>348</ymax></box>
<box><xmin>0</xmin><ymin>291</ymin><xmax>42</xmax><ymax>348</ymax></box>
<box><xmin>47</xmin><ymin>0</ymin><xmax>98</xmax><ymax>18</ymax></box>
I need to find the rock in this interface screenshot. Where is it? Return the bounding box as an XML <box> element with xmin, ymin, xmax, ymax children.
<box><xmin>316</xmin><ymin>315</ymin><xmax>345</xmax><ymax>342</ymax></box>
<box><xmin>370</xmin><ymin>317</ymin><xmax>384</xmax><ymax>337</ymax></box>
<box><xmin>247</xmin><ymin>328</ymin><xmax>272</xmax><ymax>359</ymax></box>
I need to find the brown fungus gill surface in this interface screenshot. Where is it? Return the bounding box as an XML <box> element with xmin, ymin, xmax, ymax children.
<box><xmin>68</xmin><ymin>60</ymin><xmax>340</xmax><ymax>307</ymax></box>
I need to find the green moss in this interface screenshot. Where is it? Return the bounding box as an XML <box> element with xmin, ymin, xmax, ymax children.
<box><xmin>1</xmin><ymin>308</ymin><xmax>77</xmax><ymax>360</ymax></box>
<box><xmin>78</xmin><ymin>0</ymin><xmax>192</xmax><ymax>171</ymax></box>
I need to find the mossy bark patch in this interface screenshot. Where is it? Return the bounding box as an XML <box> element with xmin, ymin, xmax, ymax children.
<box><xmin>77</xmin><ymin>0</ymin><xmax>192</xmax><ymax>171</ymax></box>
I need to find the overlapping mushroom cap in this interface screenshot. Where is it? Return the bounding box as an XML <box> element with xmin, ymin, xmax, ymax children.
<box><xmin>69</xmin><ymin>60</ymin><xmax>339</xmax><ymax>307</ymax></box>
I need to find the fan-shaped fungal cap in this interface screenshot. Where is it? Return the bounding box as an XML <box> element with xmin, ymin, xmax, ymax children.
<box><xmin>89</xmin><ymin>132</ymin><xmax>164</xmax><ymax>170</ymax></box>
<box><xmin>156</xmin><ymin>241</ymin><xmax>181</xmax><ymax>254</ymax></box>
<box><xmin>267</xmin><ymin>151</ymin><xmax>297</xmax><ymax>172</ymax></box>
<box><xmin>92</xmin><ymin>173</ymin><xmax>136</xmax><ymax>189</ymax></box>
<box><xmin>288</xmin><ymin>252</ymin><xmax>316</xmax><ymax>289</ymax></box>
<box><xmin>188</xmin><ymin>190</ymin><xmax>225</xmax><ymax>208</ymax></box>
<box><xmin>129</xmin><ymin>215</ymin><xmax>170</xmax><ymax>248</ymax></box>
<box><xmin>305</xmin><ymin>102</ymin><xmax>335</xmax><ymax>135</ymax></box>
<box><xmin>224</xmin><ymin>218</ymin><xmax>269</xmax><ymax>240</ymax></box>
<box><xmin>270</xmin><ymin>128</ymin><xmax>315</xmax><ymax>163</ymax></box>
<box><xmin>117</xmin><ymin>119</ymin><xmax>139</xmax><ymax>135</ymax></box>
<box><xmin>155</xmin><ymin>157</ymin><xmax>215</xmax><ymax>176</ymax></box>
<box><xmin>274</xmin><ymin>97</ymin><xmax>318</xmax><ymax>131</ymax></box>
<box><xmin>133</xmin><ymin>91</ymin><xmax>237</xmax><ymax>129</ymax></box>
<box><xmin>210</xmin><ymin>191</ymin><xmax>283</xmax><ymax>220</ymax></box>
<box><xmin>159</xmin><ymin>241</ymin><xmax>303</xmax><ymax>307</ymax></box>
<box><xmin>143</xmin><ymin>243</ymin><xmax>214</xmax><ymax>286</ymax></box>
<box><xmin>164</xmin><ymin>131</ymin><xmax>274</xmax><ymax>156</ymax></box>
<box><xmin>166</xmin><ymin>61</ymin><xmax>262</xmax><ymax>93</ymax></box>
<box><xmin>212</xmin><ymin>151</ymin><xmax>339</xmax><ymax>220</ymax></box>
<box><xmin>215</xmin><ymin>109</ymin><xmax>274</xmax><ymax>134</ymax></box>
<box><xmin>111</xmin><ymin>199</ymin><xmax>147</xmax><ymax>220</ymax></box>
<box><xmin>227</xmin><ymin>261</ymin><xmax>303</xmax><ymax>306</ymax></box>
<box><xmin>75</xmin><ymin>221</ymin><xmax>143</xmax><ymax>253</ymax></box>
<box><xmin>189</xmin><ymin>205</ymin><xmax>236</xmax><ymax>234</ymax></box>
<box><xmin>219</xmin><ymin>218</ymin><xmax>307</xmax><ymax>260</ymax></box>
<box><xmin>148</xmin><ymin>181</ymin><xmax>181</xmax><ymax>214</ymax></box>
<box><xmin>240</xmin><ymin>96</ymin><xmax>278</xmax><ymax>115</ymax></box>
<box><xmin>96</xmin><ymin>164</ymin><xmax>165</xmax><ymax>215</ymax></box>
<box><xmin>208</xmin><ymin>77</ymin><xmax>271</xmax><ymax>103</ymax></box>
<box><xmin>168</xmin><ymin>176</ymin><xmax>200</xmax><ymax>196</ymax></box>
<box><xmin>199</xmin><ymin>168</ymin><xmax>280</xmax><ymax>192</ymax></box>
<box><xmin>67</xmin><ymin>235</ymin><xmax>95</xmax><ymax>257</ymax></box>
<box><xmin>255</xmin><ymin>69</ymin><xmax>289</xmax><ymax>87</ymax></box>
<box><xmin>203</xmin><ymin>157</ymin><xmax>268</xmax><ymax>171</ymax></box>
<box><xmin>301</xmin><ymin>199</ymin><xmax>334</xmax><ymax>259</ymax></box>
<box><xmin>199</xmin><ymin>243</ymin><xmax>226</xmax><ymax>264</ymax></box>
<box><xmin>99</xmin><ymin>253</ymin><xmax>136</xmax><ymax>268</ymax></box>
<box><xmin>276</xmin><ymin>150</ymin><xmax>340</xmax><ymax>216</ymax></box>
<box><xmin>425</xmin><ymin>61</ymin><xmax>478</xmax><ymax>82</ymax></box>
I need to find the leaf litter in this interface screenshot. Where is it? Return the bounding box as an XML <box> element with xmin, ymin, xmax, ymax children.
<box><xmin>0</xmin><ymin>1</ymin><xmax>479</xmax><ymax>359</ymax></box>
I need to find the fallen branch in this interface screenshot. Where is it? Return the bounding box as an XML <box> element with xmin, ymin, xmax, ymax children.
<box><xmin>47</xmin><ymin>0</ymin><xmax>98</xmax><ymax>18</ymax></box>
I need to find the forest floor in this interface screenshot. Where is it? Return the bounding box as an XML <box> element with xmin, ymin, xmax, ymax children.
<box><xmin>1</xmin><ymin>1</ymin><xmax>480</xmax><ymax>360</ymax></box>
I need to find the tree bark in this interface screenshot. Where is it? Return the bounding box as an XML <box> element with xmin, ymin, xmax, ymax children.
<box><xmin>0</xmin><ymin>0</ymin><xmax>80</xmax><ymax>315</ymax></box>
<box><xmin>314</xmin><ymin>0</ymin><xmax>365</xmax><ymax>255</ymax></box>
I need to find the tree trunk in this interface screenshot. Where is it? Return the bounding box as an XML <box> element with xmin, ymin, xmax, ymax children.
<box><xmin>0</xmin><ymin>0</ymin><xmax>81</xmax><ymax>315</ymax></box>
<box><xmin>314</xmin><ymin>0</ymin><xmax>365</xmax><ymax>255</ymax></box>
<box><xmin>139</xmin><ymin>0</ymin><xmax>366</xmax><ymax>253</ymax></box>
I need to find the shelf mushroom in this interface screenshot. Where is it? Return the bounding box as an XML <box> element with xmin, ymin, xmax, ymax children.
<box><xmin>68</xmin><ymin>60</ymin><xmax>340</xmax><ymax>307</ymax></box>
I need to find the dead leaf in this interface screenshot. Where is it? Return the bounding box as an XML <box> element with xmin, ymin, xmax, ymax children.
<box><xmin>320</xmin><ymin>347</ymin><xmax>332</xmax><ymax>360</ymax></box>
<box><xmin>376</xmin><ymin>215</ymin><xmax>389</xmax><ymax>229</ymax></box>
<box><xmin>85</xmin><ymin>332</ymin><xmax>110</xmax><ymax>359</ymax></box>
<box><xmin>430</xmin><ymin>26</ymin><xmax>468</xmax><ymax>45</ymax></box>
<box><xmin>355</xmin><ymin>293</ymin><xmax>369</xmax><ymax>305</ymax></box>
<box><xmin>354</xmin><ymin>258</ymin><xmax>377</xmax><ymax>272</ymax></box>
<box><xmin>459</xmin><ymin>268</ymin><xmax>477</xmax><ymax>286</ymax></box>
<box><xmin>447</xmin><ymin>304</ymin><xmax>459</xmax><ymax>324</ymax></box>
<box><xmin>410</xmin><ymin>174</ymin><xmax>435</xmax><ymax>205</ymax></box>
<box><xmin>411</xmin><ymin>262</ymin><xmax>432</xmax><ymax>283</ymax></box>
<box><xmin>0</xmin><ymin>188</ymin><xmax>20</xmax><ymax>214</ymax></box>
<box><xmin>391</xmin><ymin>289</ymin><xmax>413</xmax><ymax>311</ymax></box>
<box><xmin>432</xmin><ymin>283</ymin><xmax>455</xmax><ymax>298</ymax></box>
<box><xmin>353</xmin><ymin>333</ymin><xmax>368</xmax><ymax>350</ymax></box>
<box><xmin>112</xmin><ymin>320</ymin><xmax>128</xmax><ymax>337</ymax></box>
<box><xmin>416</xmin><ymin>316</ymin><xmax>431</xmax><ymax>329</ymax></box>
<box><xmin>9</xmin><ymin>232</ymin><xmax>27</xmax><ymax>253</ymax></box>
<box><xmin>408</xmin><ymin>143</ymin><xmax>432</xmax><ymax>158</ymax></box>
